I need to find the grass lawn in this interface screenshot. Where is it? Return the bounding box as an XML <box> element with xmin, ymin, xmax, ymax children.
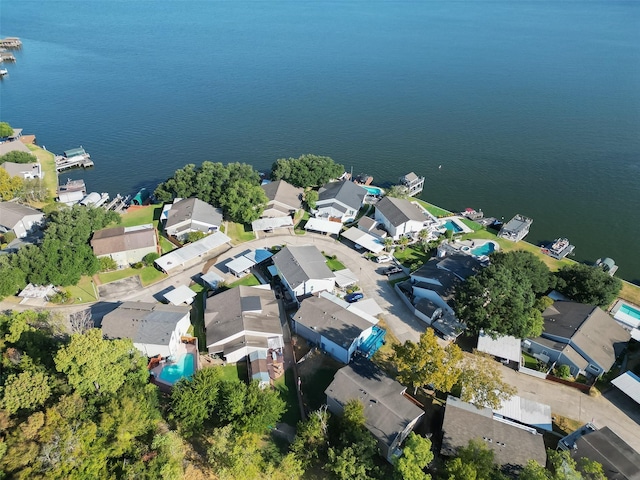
<box><xmin>393</xmin><ymin>244</ymin><xmax>430</xmax><ymax>269</ymax></box>
<box><xmin>459</xmin><ymin>218</ymin><xmax>484</xmax><ymax>231</ymax></box>
<box><xmin>219</xmin><ymin>362</ymin><xmax>249</xmax><ymax>383</ymax></box>
<box><xmin>97</xmin><ymin>266</ymin><xmax>166</xmax><ymax>286</ymax></box>
<box><xmin>273</xmin><ymin>368</ymin><xmax>301</xmax><ymax>425</ymax></box>
<box><xmin>119</xmin><ymin>204</ymin><xmax>163</xmax><ymax>228</ymax></box>
<box><xmin>65</xmin><ymin>276</ymin><xmax>98</xmax><ymax>303</ymax></box>
<box><xmin>620</xmin><ymin>282</ymin><xmax>640</xmax><ymax>307</ymax></box>
<box><xmin>27</xmin><ymin>144</ymin><xmax>58</xmax><ymax>201</ymax></box>
<box><xmin>522</xmin><ymin>352</ymin><xmax>537</xmax><ymax>369</ymax></box>
<box><xmin>324</xmin><ymin>256</ymin><xmax>345</xmax><ymax>271</ymax></box>
<box><xmin>415</xmin><ymin>199</ymin><xmax>452</xmax><ymax>218</ymax></box>
<box><xmin>226</xmin><ymin>222</ymin><xmax>256</xmax><ymax>244</ymax></box>
<box><xmin>228</xmin><ymin>274</ymin><xmax>260</xmax><ymax>288</ymax></box>
<box><xmin>294</xmin><ymin>211</ymin><xmax>310</xmax><ymax>235</ymax></box>
<box><xmin>159</xmin><ymin>235</ymin><xmax>176</xmax><ymax>254</ymax></box>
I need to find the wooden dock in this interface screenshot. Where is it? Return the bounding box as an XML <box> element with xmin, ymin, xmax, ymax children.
<box><xmin>0</xmin><ymin>53</ymin><xmax>16</xmax><ymax>62</ymax></box>
<box><xmin>103</xmin><ymin>194</ymin><xmax>130</xmax><ymax>212</ymax></box>
<box><xmin>0</xmin><ymin>37</ymin><xmax>22</xmax><ymax>49</ymax></box>
<box><xmin>55</xmin><ymin>154</ymin><xmax>94</xmax><ymax>172</ymax></box>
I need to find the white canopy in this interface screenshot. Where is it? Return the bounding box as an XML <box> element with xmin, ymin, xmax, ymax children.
<box><xmin>305</xmin><ymin>217</ymin><xmax>343</xmax><ymax>235</ymax></box>
<box><xmin>341</xmin><ymin>227</ymin><xmax>385</xmax><ymax>253</ymax></box>
<box><xmin>164</xmin><ymin>285</ymin><xmax>197</xmax><ymax>305</ymax></box>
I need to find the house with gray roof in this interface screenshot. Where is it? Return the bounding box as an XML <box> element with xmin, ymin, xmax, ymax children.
<box><xmin>260</xmin><ymin>180</ymin><xmax>304</xmax><ymax>218</ymax></box>
<box><xmin>204</xmin><ymin>285</ymin><xmax>283</xmax><ymax>363</ymax></box>
<box><xmin>101</xmin><ymin>302</ymin><xmax>191</xmax><ymax>358</ymax></box>
<box><xmin>374</xmin><ymin>196</ymin><xmax>432</xmax><ymax>240</ymax></box>
<box><xmin>292</xmin><ymin>295</ymin><xmax>377</xmax><ymax>364</ymax></box>
<box><xmin>558</xmin><ymin>424</ymin><xmax>640</xmax><ymax>480</ymax></box>
<box><xmin>162</xmin><ymin>197</ymin><xmax>223</xmax><ymax>241</ymax></box>
<box><xmin>272</xmin><ymin>245</ymin><xmax>336</xmax><ymax>300</ymax></box>
<box><xmin>441</xmin><ymin>396</ymin><xmax>546</xmax><ymax>471</ymax></box>
<box><xmin>1</xmin><ymin>161</ymin><xmax>43</xmax><ymax>180</ymax></box>
<box><xmin>356</xmin><ymin>215</ymin><xmax>388</xmax><ymax>239</ymax></box>
<box><xmin>0</xmin><ymin>201</ymin><xmax>44</xmax><ymax>240</ymax></box>
<box><xmin>525</xmin><ymin>301</ymin><xmax>630</xmax><ymax>378</ymax></box>
<box><xmin>315</xmin><ymin>181</ymin><xmax>366</xmax><ymax>223</ymax></box>
<box><xmin>325</xmin><ymin>359</ymin><xmax>425</xmax><ymax>462</ymax></box>
<box><xmin>91</xmin><ymin>224</ymin><xmax>158</xmax><ymax>268</ymax></box>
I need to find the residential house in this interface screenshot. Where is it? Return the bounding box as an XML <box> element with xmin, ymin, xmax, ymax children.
<box><xmin>101</xmin><ymin>302</ymin><xmax>191</xmax><ymax>358</ymax></box>
<box><xmin>315</xmin><ymin>181</ymin><xmax>366</xmax><ymax>223</ymax></box>
<box><xmin>440</xmin><ymin>396</ymin><xmax>546</xmax><ymax>471</ymax></box>
<box><xmin>91</xmin><ymin>224</ymin><xmax>158</xmax><ymax>268</ymax></box>
<box><xmin>0</xmin><ymin>201</ymin><xmax>44</xmax><ymax>239</ymax></box>
<box><xmin>1</xmin><ymin>161</ymin><xmax>43</xmax><ymax>180</ymax></box>
<box><xmin>498</xmin><ymin>214</ymin><xmax>533</xmax><ymax>242</ymax></box>
<box><xmin>398</xmin><ymin>172</ymin><xmax>425</xmax><ymax>197</ymax></box>
<box><xmin>292</xmin><ymin>295</ymin><xmax>377</xmax><ymax>364</ymax></box>
<box><xmin>325</xmin><ymin>359</ymin><xmax>425</xmax><ymax>462</ymax></box>
<box><xmin>432</xmin><ymin>250</ymin><xmax>483</xmax><ymax>280</ymax></box>
<box><xmin>154</xmin><ymin>231</ymin><xmax>231</xmax><ymax>274</ymax></box>
<box><xmin>260</xmin><ymin>180</ymin><xmax>304</xmax><ymax>218</ymax></box>
<box><xmin>374</xmin><ymin>196</ymin><xmax>432</xmax><ymax>240</ymax></box>
<box><xmin>162</xmin><ymin>197</ymin><xmax>223</xmax><ymax>241</ymax></box>
<box><xmin>204</xmin><ymin>285</ymin><xmax>283</xmax><ymax>363</ymax></box>
<box><xmin>271</xmin><ymin>245</ymin><xmax>336</xmax><ymax>300</ymax></box>
<box><xmin>558</xmin><ymin>424</ymin><xmax>640</xmax><ymax>480</ymax></box>
<box><xmin>525</xmin><ymin>301</ymin><xmax>630</xmax><ymax>378</ymax></box>
<box><xmin>0</xmin><ymin>137</ymin><xmax>32</xmax><ymax>156</ymax></box>
<box><xmin>356</xmin><ymin>216</ymin><xmax>388</xmax><ymax>239</ymax></box>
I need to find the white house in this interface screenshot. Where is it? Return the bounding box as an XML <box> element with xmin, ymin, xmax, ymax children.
<box><xmin>204</xmin><ymin>285</ymin><xmax>284</xmax><ymax>363</ymax></box>
<box><xmin>0</xmin><ymin>201</ymin><xmax>44</xmax><ymax>239</ymax></box>
<box><xmin>271</xmin><ymin>245</ymin><xmax>336</xmax><ymax>299</ymax></box>
<box><xmin>374</xmin><ymin>196</ymin><xmax>432</xmax><ymax>240</ymax></box>
<box><xmin>101</xmin><ymin>302</ymin><xmax>191</xmax><ymax>358</ymax></box>
<box><xmin>91</xmin><ymin>224</ymin><xmax>158</xmax><ymax>268</ymax></box>
<box><xmin>315</xmin><ymin>181</ymin><xmax>366</xmax><ymax>223</ymax></box>
<box><xmin>162</xmin><ymin>197</ymin><xmax>223</xmax><ymax>241</ymax></box>
<box><xmin>292</xmin><ymin>295</ymin><xmax>376</xmax><ymax>364</ymax></box>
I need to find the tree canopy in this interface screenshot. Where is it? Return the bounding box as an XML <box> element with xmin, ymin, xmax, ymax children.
<box><xmin>554</xmin><ymin>263</ymin><xmax>622</xmax><ymax>308</ymax></box>
<box><xmin>270</xmin><ymin>154</ymin><xmax>345</xmax><ymax>188</ymax></box>
<box><xmin>0</xmin><ymin>122</ymin><xmax>14</xmax><ymax>137</ymax></box>
<box><xmin>392</xmin><ymin>329</ymin><xmax>463</xmax><ymax>394</ymax></box>
<box><xmin>154</xmin><ymin>161</ymin><xmax>267</xmax><ymax>223</ymax></box>
<box><xmin>0</xmin><ymin>150</ymin><xmax>36</xmax><ymax>165</ymax></box>
<box><xmin>393</xmin><ymin>432</ymin><xmax>433</xmax><ymax>480</ymax></box>
<box><xmin>459</xmin><ymin>352</ymin><xmax>516</xmax><ymax>410</ymax></box>
<box><xmin>520</xmin><ymin>450</ymin><xmax>605</xmax><ymax>480</ymax></box>
<box><xmin>444</xmin><ymin>439</ymin><xmax>507</xmax><ymax>480</ymax></box>
<box><xmin>455</xmin><ymin>251</ymin><xmax>551</xmax><ymax>338</ymax></box>
<box><xmin>0</xmin><ymin>167</ymin><xmax>23</xmax><ymax>201</ymax></box>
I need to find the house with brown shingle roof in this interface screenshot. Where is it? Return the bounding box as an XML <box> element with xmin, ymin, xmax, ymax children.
<box><xmin>260</xmin><ymin>180</ymin><xmax>304</xmax><ymax>218</ymax></box>
<box><xmin>91</xmin><ymin>223</ymin><xmax>158</xmax><ymax>268</ymax></box>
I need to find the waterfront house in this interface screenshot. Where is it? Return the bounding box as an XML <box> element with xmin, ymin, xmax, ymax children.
<box><xmin>291</xmin><ymin>295</ymin><xmax>377</xmax><ymax>364</ymax></box>
<box><xmin>204</xmin><ymin>285</ymin><xmax>283</xmax><ymax>363</ymax></box>
<box><xmin>260</xmin><ymin>179</ymin><xmax>304</xmax><ymax>218</ymax></box>
<box><xmin>0</xmin><ymin>201</ymin><xmax>44</xmax><ymax>239</ymax></box>
<box><xmin>374</xmin><ymin>196</ymin><xmax>433</xmax><ymax>240</ymax></box>
<box><xmin>101</xmin><ymin>302</ymin><xmax>191</xmax><ymax>358</ymax></box>
<box><xmin>440</xmin><ymin>396</ymin><xmax>546</xmax><ymax>471</ymax></box>
<box><xmin>398</xmin><ymin>172</ymin><xmax>425</xmax><ymax>197</ymax></box>
<box><xmin>356</xmin><ymin>216</ymin><xmax>388</xmax><ymax>239</ymax></box>
<box><xmin>325</xmin><ymin>358</ymin><xmax>425</xmax><ymax>462</ymax></box>
<box><xmin>0</xmin><ymin>136</ymin><xmax>30</xmax><ymax>154</ymax></box>
<box><xmin>558</xmin><ymin>424</ymin><xmax>640</xmax><ymax>480</ymax></box>
<box><xmin>91</xmin><ymin>224</ymin><xmax>158</xmax><ymax>268</ymax></box>
<box><xmin>271</xmin><ymin>245</ymin><xmax>336</xmax><ymax>301</ymax></box>
<box><xmin>1</xmin><ymin>161</ymin><xmax>43</xmax><ymax>180</ymax></box>
<box><xmin>497</xmin><ymin>214</ymin><xmax>533</xmax><ymax>242</ymax></box>
<box><xmin>162</xmin><ymin>197</ymin><xmax>223</xmax><ymax>241</ymax></box>
<box><xmin>525</xmin><ymin>301</ymin><xmax>630</xmax><ymax>378</ymax></box>
<box><xmin>315</xmin><ymin>180</ymin><xmax>367</xmax><ymax>223</ymax></box>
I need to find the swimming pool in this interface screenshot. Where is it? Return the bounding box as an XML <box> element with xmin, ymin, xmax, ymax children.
<box><xmin>619</xmin><ymin>304</ymin><xmax>640</xmax><ymax>321</ymax></box>
<box><xmin>471</xmin><ymin>242</ymin><xmax>496</xmax><ymax>256</ymax></box>
<box><xmin>443</xmin><ymin>220</ymin><xmax>463</xmax><ymax>233</ymax></box>
<box><xmin>157</xmin><ymin>353</ymin><xmax>195</xmax><ymax>385</ymax></box>
<box><xmin>365</xmin><ymin>186</ymin><xmax>383</xmax><ymax>196</ymax></box>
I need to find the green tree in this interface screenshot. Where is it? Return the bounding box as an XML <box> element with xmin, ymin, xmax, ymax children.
<box><xmin>54</xmin><ymin>329</ymin><xmax>148</xmax><ymax>396</ymax></box>
<box><xmin>0</xmin><ymin>255</ymin><xmax>26</xmax><ymax>299</ymax></box>
<box><xmin>383</xmin><ymin>237</ymin><xmax>395</xmax><ymax>252</ymax></box>
<box><xmin>0</xmin><ymin>122</ymin><xmax>14</xmax><ymax>138</ymax></box>
<box><xmin>291</xmin><ymin>406</ymin><xmax>330</xmax><ymax>466</ymax></box>
<box><xmin>555</xmin><ymin>364</ymin><xmax>572</xmax><ymax>379</ymax></box>
<box><xmin>0</xmin><ymin>167</ymin><xmax>23</xmax><ymax>200</ymax></box>
<box><xmin>240</xmin><ymin>380</ymin><xmax>286</xmax><ymax>433</ymax></box>
<box><xmin>186</xmin><ymin>230</ymin><xmax>206</xmax><ymax>243</ymax></box>
<box><xmin>444</xmin><ymin>439</ymin><xmax>505</xmax><ymax>480</ymax></box>
<box><xmin>271</xmin><ymin>154</ymin><xmax>345</xmax><ymax>188</ymax></box>
<box><xmin>555</xmin><ymin>263</ymin><xmax>622</xmax><ymax>308</ymax></box>
<box><xmin>455</xmin><ymin>262</ymin><xmax>545</xmax><ymax>338</ymax></box>
<box><xmin>98</xmin><ymin>256</ymin><xmax>117</xmax><ymax>272</ymax></box>
<box><xmin>385</xmin><ymin>185</ymin><xmax>409</xmax><ymax>199</ymax></box>
<box><xmin>171</xmin><ymin>366</ymin><xmax>223</xmax><ymax>434</ymax></box>
<box><xmin>392</xmin><ymin>329</ymin><xmax>463</xmax><ymax>394</ymax></box>
<box><xmin>459</xmin><ymin>352</ymin><xmax>516</xmax><ymax>410</ymax></box>
<box><xmin>0</xmin><ymin>150</ymin><xmax>36</xmax><ymax>165</ymax></box>
<box><xmin>1</xmin><ymin>371</ymin><xmax>52</xmax><ymax>414</ymax></box>
<box><xmin>397</xmin><ymin>235</ymin><xmax>410</xmax><ymax>251</ymax></box>
<box><xmin>219</xmin><ymin>179</ymin><xmax>267</xmax><ymax>223</ymax></box>
<box><xmin>393</xmin><ymin>432</ymin><xmax>433</xmax><ymax>480</ymax></box>
<box><xmin>304</xmin><ymin>189</ymin><xmax>319</xmax><ymax>209</ymax></box>
<box><xmin>142</xmin><ymin>251</ymin><xmax>160</xmax><ymax>266</ymax></box>
<box><xmin>19</xmin><ymin>177</ymin><xmax>49</xmax><ymax>203</ymax></box>
<box><xmin>491</xmin><ymin>251</ymin><xmax>553</xmax><ymax>295</ymax></box>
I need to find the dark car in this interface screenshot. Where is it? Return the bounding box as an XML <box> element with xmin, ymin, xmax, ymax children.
<box><xmin>344</xmin><ymin>292</ymin><xmax>364</xmax><ymax>303</ymax></box>
<box><xmin>384</xmin><ymin>266</ymin><xmax>403</xmax><ymax>275</ymax></box>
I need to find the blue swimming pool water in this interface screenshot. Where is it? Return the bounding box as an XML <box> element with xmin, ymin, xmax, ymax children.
<box><xmin>443</xmin><ymin>220</ymin><xmax>463</xmax><ymax>233</ymax></box>
<box><xmin>471</xmin><ymin>242</ymin><xmax>496</xmax><ymax>256</ymax></box>
<box><xmin>365</xmin><ymin>186</ymin><xmax>383</xmax><ymax>196</ymax></box>
<box><xmin>619</xmin><ymin>304</ymin><xmax>640</xmax><ymax>322</ymax></box>
<box><xmin>158</xmin><ymin>353</ymin><xmax>195</xmax><ymax>385</ymax></box>
<box><xmin>359</xmin><ymin>326</ymin><xmax>386</xmax><ymax>358</ymax></box>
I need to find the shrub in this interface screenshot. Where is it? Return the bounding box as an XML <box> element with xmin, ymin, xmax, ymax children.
<box><xmin>142</xmin><ymin>252</ymin><xmax>160</xmax><ymax>266</ymax></box>
<box><xmin>99</xmin><ymin>256</ymin><xmax>118</xmax><ymax>272</ymax></box>
<box><xmin>49</xmin><ymin>290</ymin><xmax>70</xmax><ymax>304</ymax></box>
<box><xmin>132</xmin><ymin>262</ymin><xmax>144</xmax><ymax>269</ymax></box>
<box><xmin>187</xmin><ymin>231</ymin><xmax>206</xmax><ymax>243</ymax></box>
<box><xmin>555</xmin><ymin>364</ymin><xmax>572</xmax><ymax>379</ymax></box>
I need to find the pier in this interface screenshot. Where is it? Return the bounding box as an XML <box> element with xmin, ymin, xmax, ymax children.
<box><xmin>55</xmin><ymin>146</ymin><xmax>94</xmax><ymax>172</ymax></box>
<box><xmin>0</xmin><ymin>53</ymin><xmax>16</xmax><ymax>62</ymax></box>
<box><xmin>103</xmin><ymin>193</ymin><xmax>130</xmax><ymax>213</ymax></box>
<box><xmin>0</xmin><ymin>37</ymin><xmax>22</xmax><ymax>49</ymax></box>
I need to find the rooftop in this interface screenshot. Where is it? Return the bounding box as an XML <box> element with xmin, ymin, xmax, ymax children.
<box><xmin>318</xmin><ymin>180</ymin><xmax>367</xmax><ymax>212</ymax></box>
<box><xmin>91</xmin><ymin>224</ymin><xmax>157</xmax><ymax>256</ymax></box>
<box><xmin>165</xmin><ymin>197</ymin><xmax>223</xmax><ymax>230</ymax></box>
<box><xmin>375</xmin><ymin>196</ymin><xmax>426</xmax><ymax>227</ymax></box>
<box><xmin>0</xmin><ymin>201</ymin><xmax>43</xmax><ymax>229</ymax></box>
<box><xmin>261</xmin><ymin>179</ymin><xmax>303</xmax><ymax>210</ymax></box>
<box><xmin>272</xmin><ymin>245</ymin><xmax>335</xmax><ymax>289</ymax></box>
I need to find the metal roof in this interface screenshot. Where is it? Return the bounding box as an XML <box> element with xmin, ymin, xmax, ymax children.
<box><xmin>477</xmin><ymin>331</ymin><xmax>522</xmax><ymax>363</ymax></box>
<box><xmin>251</xmin><ymin>216</ymin><xmax>293</xmax><ymax>231</ymax></box>
<box><xmin>305</xmin><ymin>217</ymin><xmax>343</xmax><ymax>234</ymax></box>
<box><xmin>155</xmin><ymin>231</ymin><xmax>230</xmax><ymax>272</ymax></box>
<box><xmin>612</xmin><ymin>371</ymin><xmax>640</xmax><ymax>405</ymax></box>
<box><xmin>333</xmin><ymin>268</ymin><xmax>359</xmax><ymax>288</ymax></box>
<box><xmin>341</xmin><ymin>226</ymin><xmax>385</xmax><ymax>253</ymax></box>
<box><xmin>163</xmin><ymin>285</ymin><xmax>197</xmax><ymax>305</ymax></box>
<box><xmin>493</xmin><ymin>395</ymin><xmax>552</xmax><ymax>431</ymax></box>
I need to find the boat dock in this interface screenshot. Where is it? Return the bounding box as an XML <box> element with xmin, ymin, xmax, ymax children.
<box><xmin>0</xmin><ymin>37</ymin><xmax>22</xmax><ymax>49</ymax></box>
<box><xmin>0</xmin><ymin>53</ymin><xmax>16</xmax><ymax>62</ymax></box>
<box><xmin>541</xmin><ymin>238</ymin><xmax>575</xmax><ymax>259</ymax></box>
<box><xmin>55</xmin><ymin>146</ymin><xmax>94</xmax><ymax>172</ymax></box>
<box><xmin>103</xmin><ymin>193</ymin><xmax>130</xmax><ymax>213</ymax></box>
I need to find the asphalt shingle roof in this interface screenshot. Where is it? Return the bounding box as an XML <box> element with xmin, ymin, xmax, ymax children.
<box><xmin>91</xmin><ymin>225</ymin><xmax>157</xmax><ymax>256</ymax></box>
<box><xmin>0</xmin><ymin>202</ymin><xmax>43</xmax><ymax>230</ymax></box>
<box><xmin>375</xmin><ymin>196</ymin><xmax>426</xmax><ymax>227</ymax></box>
<box><xmin>165</xmin><ymin>197</ymin><xmax>222</xmax><ymax>230</ymax></box>
<box><xmin>272</xmin><ymin>245</ymin><xmax>335</xmax><ymax>289</ymax></box>
<box><xmin>318</xmin><ymin>181</ymin><xmax>366</xmax><ymax>212</ymax></box>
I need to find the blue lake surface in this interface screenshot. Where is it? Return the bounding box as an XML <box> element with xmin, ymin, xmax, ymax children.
<box><xmin>1</xmin><ymin>1</ymin><xmax>639</xmax><ymax>282</ymax></box>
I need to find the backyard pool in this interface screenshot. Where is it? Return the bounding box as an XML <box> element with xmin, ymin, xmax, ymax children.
<box><xmin>614</xmin><ymin>302</ymin><xmax>640</xmax><ymax>328</ymax></box>
<box><xmin>157</xmin><ymin>353</ymin><xmax>195</xmax><ymax>385</ymax></box>
<box><xmin>471</xmin><ymin>241</ymin><xmax>496</xmax><ymax>257</ymax></box>
<box><xmin>443</xmin><ymin>220</ymin><xmax>463</xmax><ymax>233</ymax></box>
<box><xmin>365</xmin><ymin>186</ymin><xmax>383</xmax><ymax>196</ymax></box>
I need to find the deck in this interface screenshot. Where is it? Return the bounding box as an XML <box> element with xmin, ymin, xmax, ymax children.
<box><xmin>55</xmin><ymin>154</ymin><xmax>94</xmax><ymax>172</ymax></box>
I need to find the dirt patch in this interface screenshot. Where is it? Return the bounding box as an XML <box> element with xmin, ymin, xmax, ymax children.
<box><xmin>98</xmin><ymin>276</ymin><xmax>142</xmax><ymax>300</ymax></box>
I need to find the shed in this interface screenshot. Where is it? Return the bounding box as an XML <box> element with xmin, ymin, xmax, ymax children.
<box><xmin>333</xmin><ymin>268</ymin><xmax>359</xmax><ymax>288</ymax></box>
<box><xmin>164</xmin><ymin>285</ymin><xmax>197</xmax><ymax>305</ymax></box>
<box><xmin>227</xmin><ymin>255</ymin><xmax>256</xmax><ymax>277</ymax></box>
<box><xmin>155</xmin><ymin>231</ymin><xmax>231</xmax><ymax>273</ymax></box>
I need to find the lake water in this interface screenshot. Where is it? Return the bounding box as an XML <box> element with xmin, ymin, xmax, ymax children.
<box><xmin>1</xmin><ymin>1</ymin><xmax>639</xmax><ymax>282</ymax></box>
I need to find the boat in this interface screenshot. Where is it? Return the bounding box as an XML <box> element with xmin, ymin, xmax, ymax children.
<box><xmin>0</xmin><ymin>69</ymin><xmax>8</xmax><ymax>77</ymax></box>
<box><xmin>541</xmin><ymin>238</ymin><xmax>575</xmax><ymax>259</ymax></box>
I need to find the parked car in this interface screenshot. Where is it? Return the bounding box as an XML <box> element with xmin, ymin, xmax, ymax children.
<box><xmin>344</xmin><ymin>292</ymin><xmax>364</xmax><ymax>303</ymax></box>
<box><xmin>374</xmin><ymin>255</ymin><xmax>392</xmax><ymax>263</ymax></box>
<box><xmin>383</xmin><ymin>266</ymin><xmax>403</xmax><ymax>275</ymax></box>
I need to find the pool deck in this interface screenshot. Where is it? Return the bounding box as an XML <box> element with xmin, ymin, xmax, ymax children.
<box><xmin>610</xmin><ymin>299</ymin><xmax>640</xmax><ymax>330</ymax></box>
<box><xmin>437</xmin><ymin>216</ymin><xmax>473</xmax><ymax>234</ymax></box>
<box><xmin>149</xmin><ymin>342</ymin><xmax>199</xmax><ymax>392</ymax></box>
